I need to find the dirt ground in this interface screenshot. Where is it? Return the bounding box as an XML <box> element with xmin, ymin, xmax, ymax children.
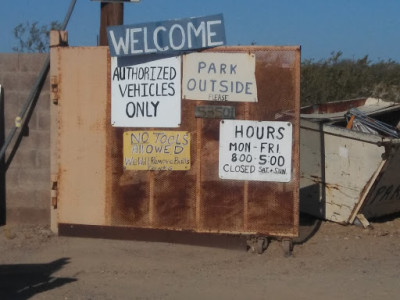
<box><xmin>1</xmin><ymin>214</ymin><xmax>400</xmax><ymax>300</ymax></box>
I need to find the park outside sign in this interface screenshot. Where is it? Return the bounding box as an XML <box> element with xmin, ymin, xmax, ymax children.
<box><xmin>107</xmin><ymin>14</ymin><xmax>226</xmax><ymax>57</ymax></box>
<box><xmin>182</xmin><ymin>52</ymin><xmax>257</xmax><ymax>102</ymax></box>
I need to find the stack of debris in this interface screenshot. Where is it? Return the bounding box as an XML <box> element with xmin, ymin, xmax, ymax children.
<box><xmin>345</xmin><ymin>107</ymin><xmax>399</xmax><ymax>138</ymax></box>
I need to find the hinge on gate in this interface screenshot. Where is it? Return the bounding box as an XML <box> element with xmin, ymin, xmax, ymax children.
<box><xmin>51</xmin><ymin>175</ymin><xmax>58</xmax><ymax>209</ymax></box>
<box><xmin>50</xmin><ymin>76</ymin><xmax>59</xmax><ymax>105</ymax></box>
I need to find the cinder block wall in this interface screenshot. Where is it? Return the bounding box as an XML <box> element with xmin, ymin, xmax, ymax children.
<box><xmin>0</xmin><ymin>53</ymin><xmax>50</xmax><ymax>225</ymax></box>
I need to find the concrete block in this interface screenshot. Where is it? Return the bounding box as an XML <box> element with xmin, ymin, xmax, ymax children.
<box><xmin>2</xmin><ymin>80</ymin><xmax>30</xmax><ymax>110</ymax></box>
<box><xmin>3</xmin><ymin>119</ymin><xmax>31</xmax><ymax>142</ymax></box>
<box><xmin>35</xmin><ymin>93</ymin><xmax>51</xmax><ymax>114</ymax></box>
<box><xmin>5</xmin><ymin>168</ymin><xmax>19</xmax><ymax>184</ymax></box>
<box><xmin>33</xmin><ymin>189</ymin><xmax>51</xmax><ymax>207</ymax></box>
<box><xmin>18</xmin><ymin>53</ymin><xmax>48</xmax><ymax>72</ymax></box>
<box><xmin>5</xmin><ymin>189</ymin><xmax>31</xmax><ymax>207</ymax></box>
<box><xmin>2</xmin><ymin>131</ymin><xmax>50</xmax><ymax>167</ymax></box>
<box><xmin>4</xmin><ymin>92</ymin><xmax>26</xmax><ymax>125</ymax></box>
<box><xmin>0</xmin><ymin>73</ymin><xmax>5</xmax><ymax>84</ymax></box>
<box><xmin>4</xmin><ymin>111</ymin><xmax>17</xmax><ymax>132</ymax></box>
<box><xmin>6</xmin><ymin>189</ymin><xmax>49</xmax><ymax>208</ymax></box>
<box><xmin>6</xmin><ymin>166</ymin><xmax>49</xmax><ymax>191</ymax></box>
<box><xmin>37</xmin><ymin>149</ymin><xmax>51</xmax><ymax>168</ymax></box>
<box><xmin>2</xmin><ymin>72</ymin><xmax>37</xmax><ymax>92</ymax></box>
<box><xmin>1</xmin><ymin>74</ymin><xmax>49</xmax><ymax>97</ymax></box>
<box><xmin>21</xmin><ymin>108</ymin><xmax>47</xmax><ymax>132</ymax></box>
<box><xmin>19</xmin><ymin>130</ymin><xmax>50</xmax><ymax>150</ymax></box>
<box><xmin>20</xmin><ymin>168</ymin><xmax>49</xmax><ymax>190</ymax></box>
<box><xmin>3</xmin><ymin>94</ymin><xmax>50</xmax><ymax>132</ymax></box>
<box><xmin>3</xmin><ymin>90</ymin><xmax>27</xmax><ymax>106</ymax></box>
<box><xmin>7</xmin><ymin>148</ymin><xmax>50</xmax><ymax>170</ymax></box>
<box><xmin>26</xmin><ymin>110</ymin><xmax>39</xmax><ymax>130</ymax></box>
<box><xmin>6</xmin><ymin>207</ymin><xmax>49</xmax><ymax>225</ymax></box>
<box><xmin>0</xmin><ymin>54</ymin><xmax>19</xmax><ymax>72</ymax></box>
<box><xmin>40</xmin><ymin>75</ymin><xmax>50</xmax><ymax>91</ymax></box>
<box><xmin>37</xmin><ymin>110</ymin><xmax>51</xmax><ymax>130</ymax></box>
<box><xmin>2</xmin><ymin>73</ymin><xmax>28</xmax><ymax>92</ymax></box>
<box><xmin>6</xmin><ymin>148</ymin><xmax>37</xmax><ymax>169</ymax></box>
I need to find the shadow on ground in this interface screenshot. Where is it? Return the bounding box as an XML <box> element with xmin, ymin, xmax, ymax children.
<box><xmin>0</xmin><ymin>257</ymin><xmax>76</xmax><ymax>300</ymax></box>
<box><xmin>369</xmin><ymin>212</ymin><xmax>400</xmax><ymax>223</ymax></box>
<box><xmin>293</xmin><ymin>213</ymin><xmax>323</xmax><ymax>245</ymax></box>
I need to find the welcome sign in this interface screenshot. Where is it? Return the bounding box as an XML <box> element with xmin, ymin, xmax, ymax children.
<box><xmin>107</xmin><ymin>14</ymin><xmax>226</xmax><ymax>57</ymax></box>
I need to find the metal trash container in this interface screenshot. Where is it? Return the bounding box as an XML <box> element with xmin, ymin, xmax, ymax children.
<box><xmin>300</xmin><ymin>98</ymin><xmax>400</xmax><ymax>225</ymax></box>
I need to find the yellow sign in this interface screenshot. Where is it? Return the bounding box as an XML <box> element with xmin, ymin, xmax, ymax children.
<box><xmin>123</xmin><ymin>131</ymin><xmax>190</xmax><ymax>171</ymax></box>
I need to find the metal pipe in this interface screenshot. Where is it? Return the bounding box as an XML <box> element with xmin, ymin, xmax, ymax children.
<box><xmin>0</xmin><ymin>0</ymin><xmax>77</xmax><ymax>163</ymax></box>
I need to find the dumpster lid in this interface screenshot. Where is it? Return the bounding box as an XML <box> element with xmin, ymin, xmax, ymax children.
<box><xmin>300</xmin><ymin>98</ymin><xmax>400</xmax><ymax>122</ymax></box>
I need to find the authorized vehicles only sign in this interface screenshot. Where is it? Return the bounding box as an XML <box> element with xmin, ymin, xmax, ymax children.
<box><xmin>219</xmin><ymin>120</ymin><xmax>292</xmax><ymax>182</ymax></box>
<box><xmin>111</xmin><ymin>55</ymin><xmax>181</xmax><ymax>127</ymax></box>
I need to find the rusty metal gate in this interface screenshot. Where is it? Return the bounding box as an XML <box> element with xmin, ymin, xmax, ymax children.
<box><xmin>50</xmin><ymin>39</ymin><xmax>300</xmax><ymax>248</ymax></box>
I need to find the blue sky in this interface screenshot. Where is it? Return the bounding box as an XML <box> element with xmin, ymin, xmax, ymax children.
<box><xmin>1</xmin><ymin>0</ymin><xmax>400</xmax><ymax>62</ymax></box>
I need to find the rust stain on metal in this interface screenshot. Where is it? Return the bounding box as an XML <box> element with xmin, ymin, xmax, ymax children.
<box><xmin>201</xmin><ymin>181</ymin><xmax>245</xmax><ymax>232</ymax></box>
<box><xmin>153</xmin><ymin>172</ymin><xmax>196</xmax><ymax>229</ymax></box>
<box><xmin>300</xmin><ymin>98</ymin><xmax>369</xmax><ymax>114</ymax></box>
<box><xmin>58</xmin><ymin>223</ymin><xmax>249</xmax><ymax>250</ymax></box>
<box><xmin>325</xmin><ymin>183</ymin><xmax>340</xmax><ymax>191</ymax></box>
<box><xmin>113</xmin><ymin>181</ymin><xmax>150</xmax><ymax>226</ymax></box>
<box><xmin>53</xmin><ymin>45</ymin><xmax>300</xmax><ymax>239</ymax></box>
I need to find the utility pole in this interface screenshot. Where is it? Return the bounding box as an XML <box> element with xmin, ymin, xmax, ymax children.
<box><xmin>99</xmin><ymin>2</ymin><xmax>124</xmax><ymax>46</ymax></box>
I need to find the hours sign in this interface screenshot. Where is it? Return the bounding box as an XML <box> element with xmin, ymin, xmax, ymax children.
<box><xmin>219</xmin><ymin>120</ymin><xmax>293</xmax><ymax>182</ymax></box>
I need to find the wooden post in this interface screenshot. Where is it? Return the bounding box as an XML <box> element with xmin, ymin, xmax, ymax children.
<box><xmin>99</xmin><ymin>3</ymin><xmax>124</xmax><ymax>46</ymax></box>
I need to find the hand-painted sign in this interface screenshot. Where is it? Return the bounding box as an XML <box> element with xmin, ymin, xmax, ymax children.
<box><xmin>123</xmin><ymin>130</ymin><xmax>190</xmax><ymax>170</ymax></box>
<box><xmin>111</xmin><ymin>55</ymin><xmax>181</xmax><ymax>127</ymax></box>
<box><xmin>107</xmin><ymin>14</ymin><xmax>226</xmax><ymax>57</ymax></box>
<box><xmin>195</xmin><ymin>105</ymin><xmax>235</xmax><ymax>119</ymax></box>
<box><xmin>219</xmin><ymin>120</ymin><xmax>292</xmax><ymax>182</ymax></box>
<box><xmin>183</xmin><ymin>52</ymin><xmax>257</xmax><ymax>102</ymax></box>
